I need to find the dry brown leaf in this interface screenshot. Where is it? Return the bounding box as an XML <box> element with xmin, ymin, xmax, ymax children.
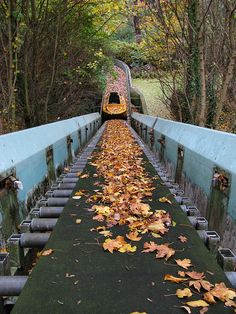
<box><xmin>186</xmin><ymin>300</ymin><xmax>209</xmax><ymax>307</ymax></box>
<box><xmin>185</xmin><ymin>271</ymin><xmax>205</xmax><ymax>280</ymax></box>
<box><xmin>178</xmin><ymin>235</ymin><xmax>188</xmax><ymax>243</ymax></box>
<box><xmin>41</xmin><ymin>249</ymin><xmax>54</xmax><ymax>256</ymax></box>
<box><xmin>164</xmin><ymin>274</ymin><xmax>187</xmax><ymax>283</ymax></box>
<box><xmin>189</xmin><ymin>280</ymin><xmax>213</xmax><ymax>292</ymax></box>
<box><xmin>175</xmin><ymin>259</ymin><xmax>192</xmax><ymax>270</ymax></box>
<box><xmin>148</xmin><ymin>221</ymin><xmax>168</xmax><ymax>234</ymax></box>
<box><xmin>155</xmin><ymin>243</ymin><xmax>175</xmax><ymax>260</ymax></box>
<box><xmin>92</xmin><ymin>214</ymin><xmax>104</xmax><ymax>222</ymax></box>
<box><xmin>200</xmin><ymin>308</ymin><xmax>209</xmax><ymax>314</ymax></box>
<box><xmin>178</xmin><ymin>271</ymin><xmax>186</xmax><ymax>277</ymax></box>
<box><xmin>102</xmin><ymin>238</ymin><xmax>122</xmax><ymax>253</ymax></box>
<box><xmin>80</xmin><ymin>174</ymin><xmax>89</xmax><ymax>179</ymax></box>
<box><xmin>99</xmin><ymin>230</ymin><xmax>113</xmax><ymax>237</ymax></box>
<box><xmin>142</xmin><ymin>241</ymin><xmax>159</xmax><ymax>253</ymax></box>
<box><xmin>225</xmin><ymin>299</ymin><xmax>236</xmax><ymax>308</ymax></box>
<box><xmin>176</xmin><ymin>288</ymin><xmax>192</xmax><ymax>298</ymax></box>
<box><xmin>205</xmin><ymin>282</ymin><xmax>236</xmax><ymax>302</ymax></box>
<box><xmin>126</xmin><ymin>230</ymin><xmax>142</xmax><ymax>242</ymax></box>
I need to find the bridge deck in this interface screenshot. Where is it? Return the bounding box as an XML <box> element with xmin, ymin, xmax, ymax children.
<box><xmin>12</xmin><ymin>121</ymin><xmax>232</xmax><ymax>314</ymax></box>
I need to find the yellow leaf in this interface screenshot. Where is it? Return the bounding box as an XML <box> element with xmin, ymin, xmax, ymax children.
<box><xmin>118</xmin><ymin>244</ymin><xmax>137</xmax><ymax>253</ymax></box>
<box><xmin>159</xmin><ymin>197</ymin><xmax>172</xmax><ymax>204</ymax></box>
<box><xmin>186</xmin><ymin>300</ymin><xmax>209</xmax><ymax>307</ymax></box>
<box><xmin>76</xmin><ymin>219</ymin><xmax>82</xmax><ymax>224</ymax></box>
<box><xmin>176</xmin><ymin>288</ymin><xmax>192</xmax><ymax>298</ymax></box>
<box><xmin>151</xmin><ymin>232</ymin><xmax>162</xmax><ymax>238</ymax></box>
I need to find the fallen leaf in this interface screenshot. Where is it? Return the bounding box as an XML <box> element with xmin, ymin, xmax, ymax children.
<box><xmin>189</xmin><ymin>280</ymin><xmax>213</xmax><ymax>292</ymax></box>
<box><xmin>151</xmin><ymin>232</ymin><xmax>162</xmax><ymax>238</ymax></box>
<box><xmin>204</xmin><ymin>282</ymin><xmax>236</xmax><ymax>303</ymax></box>
<box><xmin>185</xmin><ymin>271</ymin><xmax>205</xmax><ymax>280</ymax></box>
<box><xmin>155</xmin><ymin>243</ymin><xmax>175</xmax><ymax>260</ymax></box>
<box><xmin>159</xmin><ymin>197</ymin><xmax>172</xmax><ymax>204</ymax></box>
<box><xmin>225</xmin><ymin>299</ymin><xmax>236</xmax><ymax>308</ymax></box>
<box><xmin>72</xmin><ymin>196</ymin><xmax>82</xmax><ymax>200</ymax></box>
<box><xmin>80</xmin><ymin>174</ymin><xmax>89</xmax><ymax>179</ymax></box>
<box><xmin>180</xmin><ymin>306</ymin><xmax>191</xmax><ymax>313</ymax></box>
<box><xmin>126</xmin><ymin>230</ymin><xmax>142</xmax><ymax>242</ymax></box>
<box><xmin>75</xmin><ymin>190</ymin><xmax>87</xmax><ymax>196</ymax></box>
<box><xmin>76</xmin><ymin>219</ymin><xmax>82</xmax><ymax>224</ymax></box>
<box><xmin>176</xmin><ymin>288</ymin><xmax>192</xmax><ymax>298</ymax></box>
<box><xmin>118</xmin><ymin>243</ymin><xmax>137</xmax><ymax>253</ymax></box>
<box><xmin>186</xmin><ymin>300</ymin><xmax>209</xmax><ymax>308</ymax></box>
<box><xmin>200</xmin><ymin>307</ymin><xmax>209</xmax><ymax>314</ymax></box>
<box><xmin>148</xmin><ymin>221</ymin><xmax>168</xmax><ymax>234</ymax></box>
<box><xmin>41</xmin><ymin>249</ymin><xmax>54</xmax><ymax>256</ymax></box>
<box><xmin>93</xmin><ymin>214</ymin><xmax>104</xmax><ymax>222</ymax></box>
<box><xmin>142</xmin><ymin>241</ymin><xmax>159</xmax><ymax>253</ymax></box>
<box><xmin>175</xmin><ymin>259</ymin><xmax>192</xmax><ymax>270</ymax></box>
<box><xmin>99</xmin><ymin>230</ymin><xmax>113</xmax><ymax>237</ymax></box>
<box><xmin>178</xmin><ymin>235</ymin><xmax>188</xmax><ymax>243</ymax></box>
<box><xmin>178</xmin><ymin>271</ymin><xmax>186</xmax><ymax>277</ymax></box>
<box><xmin>164</xmin><ymin>274</ymin><xmax>187</xmax><ymax>283</ymax></box>
<box><xmin>103</xmin><ymin>238</ymin><xmax>122</xmax><ymax>253</ymax></box>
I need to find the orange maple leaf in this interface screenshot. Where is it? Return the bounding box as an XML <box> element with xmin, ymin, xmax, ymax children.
<box><xmin>155</xmin><ymin>243</ymin><xmax>175</xmax><ymax>260</ymax></box>
<box><xmin>142</xmin><ymin>241</ymin><xmax>159</xmax><ymax>253</ymax></box>
<box><xmin>103</xmin><ymin>238</ymin><xmax>122</xmax><ymax>253</ymax></box>
<box><xmin>126</xmin><ymin>230</ymin><xmax>142</xmax><ymax>242</ymax></box>
<box><xmin>175</xmin><ymin>259</ymin><xmax>192</xmax><ymax>270</ymax></box>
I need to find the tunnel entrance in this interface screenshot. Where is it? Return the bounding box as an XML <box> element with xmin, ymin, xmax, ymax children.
<box><xmin>109</xmin><ymin>92</ymin><xmax>120</xmax><ymax>104</ymax></box>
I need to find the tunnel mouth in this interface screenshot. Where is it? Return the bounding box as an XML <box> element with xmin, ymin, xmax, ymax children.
<box><xmin>108</xmin><ymin>92</ymin><xmax>120</xmax><ymax>104</ymax></box>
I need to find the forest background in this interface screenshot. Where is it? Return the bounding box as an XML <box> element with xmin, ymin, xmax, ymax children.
<box><xmin>0</xmin><ymin>0</ymin><xmax>235</xmax><ymax>133</ymax></box>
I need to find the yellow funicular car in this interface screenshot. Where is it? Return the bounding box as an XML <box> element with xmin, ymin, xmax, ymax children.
<box><xmin>102</xmin><ymin>92</ymin><xmax>127</xmax><ymax>120</ymax></box>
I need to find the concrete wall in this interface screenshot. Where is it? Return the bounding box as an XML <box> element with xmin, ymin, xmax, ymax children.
<box><xmin>131</xmin><ymin>112</ymin><xmax>236</xmax><ymax>252</ymax></box>
<box><xmin>0</xmin><ymin>113</ymin><xmax>101</xmax><ymax>227</ymax></box>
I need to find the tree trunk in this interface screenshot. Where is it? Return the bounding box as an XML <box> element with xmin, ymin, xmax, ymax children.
<box><xmin>198</xmin><ymin>0</ymin><xmax>207</xmax><ymax>126</ymax></box>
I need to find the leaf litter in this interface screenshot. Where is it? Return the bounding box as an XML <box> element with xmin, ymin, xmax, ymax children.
<box><xmin>78</xmin><ymin>120</ymin><xmax>235</xmax><ymax>312</ymax></box>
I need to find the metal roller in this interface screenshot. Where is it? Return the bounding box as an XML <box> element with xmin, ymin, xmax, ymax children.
<box><xmin>0</xmin><ymin>276</ymin><xmax>28</xmax><ymax>296</ymax></box>
<box><xmin>62</xmin><ymin>178</ymin><xmax>78</xmax><ymax>183</ymax></box>
<box><xmin>64</xmin><ymin>173</ymin><xmax>79</xmax><ymax>178</ymax></box>
<box><xmin>20</xmin><ymin>233</ymin><xmax>50</xmax><ymax>248</ymax></box>
<box><xmin>69</xmin><ymin>168</ymin><xmax>84</xmax><ymax>173</ymax></box>
<box><xmin>30</xmin><ymin>218</ymin><xmax>58</xmax><ymax>232</ymax></box>
<box><xmin>58</xmin><ymin>183</ymin><xmax>76</xmax><ymax>190</ymax></box>
<box><xmin>47</xmin><ymin>197</ymin><xmax>69</xmax><ymax>206</ymax></box>
<box><xmin>39</xmin><ymin>207</ymin><xmax>63</xmax><ymax>218</ymax></box>
<box><xmin>52</xmin><ymin>190</ymin><xmax>73</xmax><ymax>197</ymax></box>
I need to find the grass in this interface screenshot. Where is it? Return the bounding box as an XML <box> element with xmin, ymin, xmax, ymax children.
<box><xmin>132</xmin><ymin>79</ymin><xmax>172</xmax><ymax>119</ymax></box>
